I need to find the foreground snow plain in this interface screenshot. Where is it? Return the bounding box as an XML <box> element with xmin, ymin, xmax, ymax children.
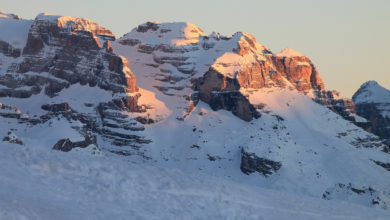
<box><xmin>1</xmin><ymin>140</ymin><xmax>390</xmax><ymax>220</ymax></box>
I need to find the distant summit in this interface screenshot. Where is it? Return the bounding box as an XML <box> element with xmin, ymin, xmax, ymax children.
<box><xmin>353</xmin><ymin>80</ymin><xmax>390</xmax><ymax>145</ymax></box>
<box><xmin>0</xmin><ymin>10</ymin><xmax>19</xmax><ymax>19</ymax></box>
<box><xmin>275</xmin><ymin>48</ymin><xmax>305</xmax><ymax>57</ymax></box>
<box><xmin>353</xmin><ymin>80</ymin><xmax>390</xmax><ymax>104</ymax></box>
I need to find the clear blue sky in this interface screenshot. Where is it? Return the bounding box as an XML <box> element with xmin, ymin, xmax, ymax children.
<box><xmin>3</xmin><ymin>0</ymin><xmax>390</xmax><ymax>97</ymax></box>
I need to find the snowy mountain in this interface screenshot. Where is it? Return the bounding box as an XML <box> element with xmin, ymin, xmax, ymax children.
<box><xmin>1</xmin><ymin>12</ymin><xmax>390</xmax><ymax>219</ymax></box>
<box><xmin>353</xmin><ymin>81</ymin><xmax>390</xmax><ymax>145</ymax></box>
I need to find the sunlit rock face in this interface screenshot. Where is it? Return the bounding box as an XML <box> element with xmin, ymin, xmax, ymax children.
<box><xmin>0</xmin><ymin>11</ymin><xmax>19</xmax><ymax>19</ymax></box>
<box><xmin>272</xmin><ymin>48</ymin><xmax>324</xmax><ymax>91</ymax></box>
<box><xmin>117</xmin><ymin>21</ymin><xmax>358</xmax><ymax>121</ymax></box>
<box><xmin>117</xmin><ymin>22</ymin><xmax>277</xmax><ymax>120</ymax></box>
<box><xmin>353</xmin><ymin>81</ymin><xmax>390</xmax><ymax>145</ymax></box>
<box><xmin>193</xmin><ymin>33</ymin><xmax>276</xmax><ymax>120</ymax></box>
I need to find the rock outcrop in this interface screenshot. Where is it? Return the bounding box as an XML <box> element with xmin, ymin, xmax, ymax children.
<box><xmin>52</xmin><ymin>135</ymin><xmax>97</xmax><ymax>152</ymax></box>
<box><xmin>272</xmin><ymin>48</ymin><xmax>359</xmax><ymax>123</ymax></box>
<box><xmin>314</xmin><ymin>90</ymin><xmax>356</xmax><ymax>120</ymax></box>
<box><xmin>117</xmin><ymin>23</ymin><xmax>278</xmax><ymax>120</ymax></box>
<box><xmin>0</xmin><ymin>40</ymin><xmax>21</xmax><ymax>58</ymax></box>
<box><xmin>2</xmin><ymin>131</ymin><xmax>24</xmax><ymax>145</ymax></box>
<box><xmin>272</xmin><ymin>48</ymin><xmax>324</xmax><ymax>91</ymax></box>
<box><xmin>240</xmin><ymin>148</ymin><xmax>282</xmax><ymax>177</ymax></box>
<box><xmin>323</xmin><ymin>183</ymin><xmax>390</xmax><ymax>209</ymax></box>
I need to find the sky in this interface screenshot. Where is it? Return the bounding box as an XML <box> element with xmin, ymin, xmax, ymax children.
<box><xmin>3</xmin><ymin>0</ymin><xmax>390</xmax><ymax>97</ymax></box>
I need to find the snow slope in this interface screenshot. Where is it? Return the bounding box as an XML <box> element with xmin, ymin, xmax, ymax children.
<box><xmin>1</xmin><ymin>139</ymin><xmax>390</xmax><ymax>220</ymax></box>
<box><xmin>124</xmin><ymin>87</ymin><xmax>390</xmax><ymax>208</ymax></box>
<box><xmin>111</xmin><ymin>22</ymin><xmax>390</xmax><ymax>210</ymax></box>
<box><xmin>275</xmin><ymin>48</ymin><xmax>305</xmax><ymax>57</ymax></box>
<box><xmin>0</xmin><ymin>16</ymin><xmax>33</xmax><ymax>48</ymax></box>
<box><xmin>353</xmin><ymin>81</ymin><xmax>390</xmax><ymax>104</ymax></box>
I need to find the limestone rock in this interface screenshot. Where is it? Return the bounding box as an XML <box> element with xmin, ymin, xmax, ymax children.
<box><xmin>272</xmin><ymin>48</ymin><xmax>324</xmax><ymax>91</ymax></box>
<box><xmin>1</xmin><ymin>13</ymin><xmax>137</xmax><ymax>100</ymax></box>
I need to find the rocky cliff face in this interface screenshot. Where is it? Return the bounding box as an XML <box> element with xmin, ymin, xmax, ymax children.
<box><xmin>117</xmin><ymin>21</ymin><xmax>362</xmax><ymax>122</ymax></box>
<box><xmin>314</xmin><ymin>90</ymin><xmax>356</xmax><ymax>120</ymax></box>
<box><xmin>117</xmin><ymin>22</ymin><xmax>355</xmax><ymax>121</ymax></box>
<box><xmin>0</xmin><ymin>13</ymin><xmax>156</xmax><ymax>155</ymax></box>
<box><xmin>353</xmin><ymin>81</ymin><xmax>390</xmax><ymax>145</ymax></box>
<box><xmin>272</xmin><ymin>48</ymin><xmax>324</xmax><ymax>91</ymax></box>
<box><xmin>3</xmin><ymin>13</ymin><xmax>136</xmax><ymax>97</ymax></box>
<box><xmin>271</xmin><ymin>48</ymin><xmax>361</xmax><ymax>124</ymax></box>
<box><xmin>116</xmin><ymin>23</ymin><xmax>277</xmax><ymax>120</ymax></box>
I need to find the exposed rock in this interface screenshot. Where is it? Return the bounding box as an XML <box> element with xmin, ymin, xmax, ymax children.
<box><xmin>353</xmin><ymin>81</ymin><xmax>390</xmax><ymax>145</ymax></box>
<box><xmin>240</xmin><ymin>148</ymin><xmax>282</xmax><ymax>177</ymax></box>
<box><xmin>41</xmin><ymin>102</ymin><xmax>72</xmax><ymax>112</ymax></box>
<box><xmin>52</xmin><ymin>134</ymin><xmax>97</xmax><ymax>152</ymax></box>
<box><xmin>0</xmin><ymin>102</ymin><xmax>22</xmax><ymax>118</ymax></box>
<box><xmin>119</xmin><ymin>23</ymin><xmax>361</xmax><ymax>122</ymax></box>
<box><xmin>2</xmin><ymin>131</ymin><xmax>24</xmax><ymax>145</ymax></box>
<box><xmin>323</xmin><ymin>183</ymin><xmax>390</xmax><ymax>209</ymax></box>
<box><xmin>38</xmin><ymin>98</ymin><xmax>150</xmax><ymax>152</ymax></box>
<box><xmin>349</xmin><ymin>136</ymin><xmax>389</xmax><ymax>152</ymax></box>
<box><xmin>272</xmin><ymin>48</ymin><xmax>324</xmax><ymax>91</ymax></box>
<box><xmin>96</xmin><ymin>100</ymin><xmax>151</xmax><ymax>148</ymax></box>
<box><xmin>206</xmin><ymin>154</ymin><xmax>222</xmax><ymax>161</ymax></box>
<box><xmin>1</xmin><ymin>13</ymin><xmax>137</xmax><ymax>100</ymax></box>
<box><xmin>372</xmin><ymin>160</ymin><xmax>390</xmax><ymax>171</ymax></box>
<box><xmin>0</xmin><ymin>40</ymin><xmax>21</xmax><ymax>57</ymax></box>
<box><xmin>354</xmin><ymin>103</ymin><xmax>390</xmax><ymax>145</ymax></box>
<box><xmin>314</xmin><ymin>90</ymin><xmax>356</xmax><ymax>121</ymax></box>
<box><xmin>193</xmin><ymin>70</ymin><xmax>261</xmax><ymax>121</ymax></box>
<box><xmin>52</xmin><ymin>138</ymin><xmax>74</xmax><ymax>152</ymax></box>
<box><xmin>136</xmin><ymin>22</ymin><xmax>160</xmax><ymax>33</ymax></box>
<box><xmin>0</xmin><ymin>13</ymin><xmax>143</xmax><ymax>154</ymax></box>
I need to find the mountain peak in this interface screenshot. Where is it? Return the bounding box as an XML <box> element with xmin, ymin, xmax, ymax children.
<box><xmin>123</xmin><ymin>21</ymin><xmax>205</xmax><ymax>47</ymax></box>
<box><xmin>275</xmin><ymin>48</ymin><xmax>305</xmax><ymax>57</ymax></box>
<box><xmin>353</xmin><ymin>80</ymin><xmax>390</xmax><ymax>104</ymax></box>
<box><xmin>0</xmin><ymin>11</ymin><xmax>19</xmax><ymax>19</ymax></box>
<box><xmin>361</xmin><ymin>80</ymin><xmax>379</xmax><ymax>87</ymax></box>
<box><xmin>34</xmin><ymin>13</ymin><xmax>114</xmax><ymax>39</ymax></box>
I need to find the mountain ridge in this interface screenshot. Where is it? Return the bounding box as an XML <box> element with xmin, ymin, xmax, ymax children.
<box><xmin>1</xmin><ymin>11</ymin><xmax>390</xmax><ymax>218</ymax></box>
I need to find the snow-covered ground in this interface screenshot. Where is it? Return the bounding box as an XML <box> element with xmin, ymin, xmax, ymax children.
<box><xmin>0</xmin><ymin>16</ymin><xmax>32</xmax><ymax>48</ymax></box>
<box><xmin>1</xmin><ymin>140</ymin><xmax>390</xmax><ymax>220</ymax></box>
